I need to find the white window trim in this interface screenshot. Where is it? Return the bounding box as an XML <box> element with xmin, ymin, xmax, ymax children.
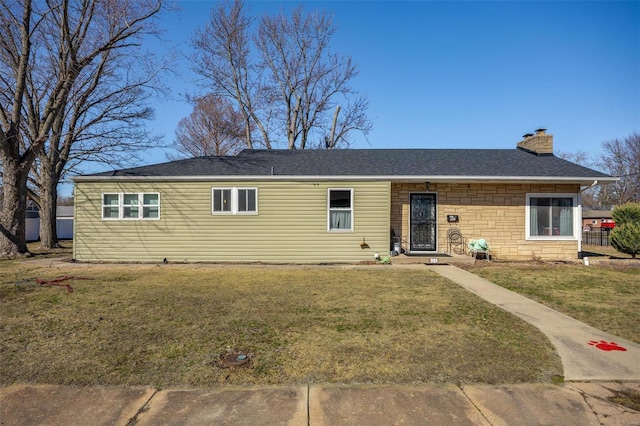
<box><xmin>102</xmin><ymin>193</ymin><xmax>121</xmax><ymax>220</ymax></box>
<box><xmin>327</xmin><ymin>188</ymin><xmax>354</xmax><ymax>233</ymax></box>
<box><xmin>212</xmin><ymin>187</ymin><xmax>234</xmax><ymax>215</ymax></box>
<box><xmin>525</xmin><ymin>193</ymin><xmax>578</xmax><ymax>240</ymax></box>
<box><xmin>142</xmin><ymin>193</ymin><xmax>161</xmax><ymax>220</ymax></box>
<box><xmin>211</xmin><ymin>187</ymin><xmax>258</xmax><ymax>215</ymax></box>
<box><xmin>101</xmin><ymin>192</ymin><xmax>160</xmax><ymax>220</ymax></box>
<box><xmin>236</xmin><ymin>188</ymin><xmax>259</xmax><ymax>215</ymax></box>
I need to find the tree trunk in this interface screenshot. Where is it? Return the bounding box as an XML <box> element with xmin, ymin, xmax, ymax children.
<box><xmin>38</xmin><ymin>172</ymin><xmax>59</xmax><ymax>249</ymax></box>
<box><xmin>0</xmin><ymin>159</ymin><xmax>31</xmax><ymax>257</ymax></box>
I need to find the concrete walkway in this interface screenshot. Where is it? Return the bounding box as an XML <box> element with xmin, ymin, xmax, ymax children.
<box><xmin>1</xmin><ymin>382</ymin><xmax>639</xmax><ymax>425</ymax></box>
<box><xmin>427</xmin><ymin>264</ymin><xmax>640</xmax><ymax>381</ymax></box>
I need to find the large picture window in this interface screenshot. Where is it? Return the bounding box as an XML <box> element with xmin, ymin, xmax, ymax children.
<box><xmin>212</xmin><ymin>188</ymin><xmax>257</xmax><ymax>215</ymax></box>
<box><xmin>526</xmin><ymin>193</ymin><xmax>576</xmax><ymax>239</ymax></box>
<box><xmin>328</xmin><ymin>188</ymin><xmax>353</xmax><ymax>232</ymax></box>
<box><xmin>102</xmin><ymin>193</ymin><xmax>160</xmax><ymax>220</ymax></box>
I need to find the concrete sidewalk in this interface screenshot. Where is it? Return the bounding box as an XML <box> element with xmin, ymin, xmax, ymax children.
<box><xmin>2</xmin><ymin>382</ymin><xmax>639</xmax><ymax>425</ymax></box>
<box><xmin>427</xmin><ymin>264</ymin><xmax>640</xmax><ymax>381</ymax></box>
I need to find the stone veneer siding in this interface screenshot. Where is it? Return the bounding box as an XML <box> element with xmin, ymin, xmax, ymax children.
<box><xmin>516</xmin><ymin>134</ymin><xmax>553</xmax><ymax>154</ymax></box>
<box><xmin>390</xmin><ymin>182</ymin><xmax>581</xmax><ymax>261</ymax></box>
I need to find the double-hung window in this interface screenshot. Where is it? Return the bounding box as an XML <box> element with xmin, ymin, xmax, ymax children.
<box><xmin>212</xmin><ymin>187</ymin><xmax>257</xmax><ymax>215</ymax></box>
<box><xmin>142</xmin><ymin>193</ymin><xmax>160</xmax><ymax>218</ymax></box>
<box><xmin>526</xmin><ymin>193</ymin><xmax>577</xmax><ymax>239</ymax></box>
<box><xmin>123</xmin><ymin>194</ymin><xmax>140</xmax><ymax>218</ymax></box>
<box><xmin>328</xmin><ymin>189</ymin><xmax>353</xmax><ymax>232</ymax></box>
<box><xmin>102</xmin><ymin>194</ymin><xmax>120</xmax><ymax>219</ymax></box>
<box><xmin>102</xmin><ymin>193</ymin><xmax>160</xmax><ymax>220</ymax></box>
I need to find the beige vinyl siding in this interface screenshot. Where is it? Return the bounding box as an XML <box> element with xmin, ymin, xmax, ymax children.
<box><xmin>74</xmin><ymin>180</ymin><xmax>390</xmax><ymax>263</ymax></box>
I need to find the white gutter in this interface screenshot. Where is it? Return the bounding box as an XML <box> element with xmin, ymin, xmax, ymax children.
<box><xmin>72</xmin><ymin>174</ymin><xmax>620</xmax><ymax>184</ymax></box>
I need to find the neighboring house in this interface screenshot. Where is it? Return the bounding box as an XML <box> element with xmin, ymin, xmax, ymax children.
<box><xmin>25</xmin><ymin>205</ymin><xmax>75</xmax><ymax>242</ymax></box>
<box><xmin>56</xmin><ymin>206</ymin><xmax>75</xmax><ymax>239</ymax></box>
<box><xmin>582</xmin><ymin>209</ymin><xmax>614</xmax><ymax>230</ymax></box>
<box><xmin>26</xmin><ymin>203</ymin><xmax>40</xmax><ymax>242</ymax></box>
<box><xmin>72</xmin><ymin>130</ymin><xmax>617</xmax><ymax>263</ymax></box>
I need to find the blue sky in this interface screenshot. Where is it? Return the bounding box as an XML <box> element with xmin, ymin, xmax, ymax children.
<box><xmin>112</xmin><ymin>1</ymin><xmax>640</xmax><ymax>171</ymax></box>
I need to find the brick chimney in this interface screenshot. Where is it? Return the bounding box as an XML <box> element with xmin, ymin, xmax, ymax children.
<box><xmin>517</xmin><ymin>128</ymin><xmax>553</xmax><ymax>155</ymax></box>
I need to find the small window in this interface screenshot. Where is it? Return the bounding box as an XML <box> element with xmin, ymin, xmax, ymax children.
<box><xmin>123</xmin><ymin>194</ymin><xmax>140</xmax><ymax>219</ymax></box>
<box><xmin>237</xmin><ymin>188</ymin><xmax>257</xmax><ymax>213</ymax></box>
<box><xmin>143</xmin><ymin>193</ymin><xmax>160</xmax><ymax>218</ymax></box>
<box><xmin>526</xmin><ymin>194</ymin><xmax>576</xmax><ymax>239</ymax></box>
<box><xmin>102</xmin><ymin>194</ymin><xmax>120</xmax><ymax>219</ymax></box>
<box><xmin>212</xmin><ymin>188</ymin><xmax>232</xmax><ymax>213</ymax></box>
<box><xmin>328</xmin><ymin>189</ymin><xmax>353</xmax><ymax>232</ymax></box>
<box><xmin>212</xmin><ymin>188</ymin><xmax>257</xmax><ymax>215</ymax></box>
<box><xmin>102</xmin><ymin>192</ymin><xmax>160</xmax><ymax>220</ymax></box>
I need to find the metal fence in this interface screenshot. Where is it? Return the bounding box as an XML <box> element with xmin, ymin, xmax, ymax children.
<box><xmin>582</xmin><ymin>228</ymin><xmax>612</xmax><ymax>246</ymax></box>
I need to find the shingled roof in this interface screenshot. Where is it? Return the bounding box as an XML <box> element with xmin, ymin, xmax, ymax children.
<box><xmin>75</xmin><ymin>149</ymin><xmax>615</xmax><ymax>184</ymax></box>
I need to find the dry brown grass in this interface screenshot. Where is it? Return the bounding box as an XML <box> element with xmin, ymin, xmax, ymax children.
<box><xmin>463</xmin><ymin>261</ymin><xmax>640</xmax><ymax>344</ymax></box>
<box><xmin>0</xmin><ymin>262</ymin><xmax>562</xmax><ymax>388</ymax></box>
<box><xmin>24</xmin><ymin>241</ymin><xmax>74</xmax><ymax>258</ymax></box>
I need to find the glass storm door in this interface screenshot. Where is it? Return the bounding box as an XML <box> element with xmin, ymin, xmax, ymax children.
<box><xmin>410</xmin><ymin>193</ymin><xmax>437</xmax><ymax>252</ymax></box>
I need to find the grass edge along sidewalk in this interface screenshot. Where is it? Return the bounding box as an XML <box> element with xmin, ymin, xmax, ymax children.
<box><xmin>462</xmin><ymin>260</ymin><xmax>640</xmax><ymax>345</ymax></box>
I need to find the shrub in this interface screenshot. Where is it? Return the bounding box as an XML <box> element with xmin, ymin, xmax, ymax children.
<box><xmin>610</xmin><ymin>203</ymin><xmax>640</xmax><ymax>259</ymax></box>
<box><xmin>612</xmin><ymin>202</ymin><xmax>640</xmax><ymax>225</ymax></box>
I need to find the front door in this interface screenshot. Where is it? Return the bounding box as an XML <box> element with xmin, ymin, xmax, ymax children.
<box><xmin>410</xmin><ymin>193</ymin><xmax>437</xmax><ymax>252</ymax></box>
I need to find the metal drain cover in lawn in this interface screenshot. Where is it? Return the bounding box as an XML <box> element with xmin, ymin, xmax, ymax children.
<box><xmin>221</xmin><ymin>353</ymin><xmax>251</xmax><ymax>367</ymax></box>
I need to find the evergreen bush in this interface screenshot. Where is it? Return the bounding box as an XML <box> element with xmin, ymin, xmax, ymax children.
<box><xmin>610</xmin><ymin>203</ymin><xmax>640</xmax><ymax>259</ymax></box>
<box><xmin>612</xmin><ymin>202</ymin><xmax>640</xmax><ymax>225</ymax></box>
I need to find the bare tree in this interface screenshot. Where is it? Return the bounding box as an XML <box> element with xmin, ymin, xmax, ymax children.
<box><xmin>1</xmin><ymin>0</ymin><xmax>63</xmax><ymax>257</ymax></box>
<box><xmin>556</xmin><ymin>150</ymin><xmax>601</xmax><ymax>209</ymax></box>
<box><xmin>256</xmin><ymin>6</ymin><xmax>371</xmax><ymax>149</ymax></box>
<box><xmin>192</xmin><ymin>1</ymin><xmax>271</xmax><ymax>149</ymax></box>
<box><xmin>600</xmin><ymin>132</ymin><xmax>640</xmax><ymax>206</ymax></box>
<box><xmin>173</xmin><ymin>93</ymin><xmax>245</xmax><ymax>158</ymax></box>
<box><xmin>192</xmin><ymin>0</ymin><xmax>371</xmax><ymax>150</ymax></box>
<box><xmin>0</xmin><ymin>0</ymin><xmax>163</xmax><ymax>257</ymax></box>
<box><xmin>30</xmin><ymin>46</ymin><xmax>165</xmax><ymax>249</ymax></box>
<box><xmin>555</xmin><ymin>150</ymin><xmax>593</xmax><ymax>167</ymax></box>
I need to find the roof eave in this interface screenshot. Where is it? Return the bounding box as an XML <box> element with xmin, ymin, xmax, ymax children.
<box><xmin>72</xmin><ymin>175</ymin><xmax>619</xmax><ymax>185</ymax></box>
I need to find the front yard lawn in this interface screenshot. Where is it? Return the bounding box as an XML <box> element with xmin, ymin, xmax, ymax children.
<box><xmin>0</xmin><ymin>263</ymin><xmax>561</xmax><ymax>387</ymax></box>
<box><xmin>463</xmin><ymin>262</ymin><xmax>640</xmax><ymax>344</ymax></box>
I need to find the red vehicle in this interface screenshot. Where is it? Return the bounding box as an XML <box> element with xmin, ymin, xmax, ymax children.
<box><xmin>601</xmin><ymin>220</ymin><xmax>616</xmax><ymax>229</ymax></box>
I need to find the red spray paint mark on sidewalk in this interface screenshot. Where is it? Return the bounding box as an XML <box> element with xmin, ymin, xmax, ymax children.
<box><xmin>588</xmin><ymin>340</ymin><xmax>627</xmax><ymax>352</ymax></box>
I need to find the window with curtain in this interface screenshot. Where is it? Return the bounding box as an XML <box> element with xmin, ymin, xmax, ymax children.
<box><xmin>102</xmin><ymin>193</ymin><xmax>160</xmax><ymax>220</ymax></box>
<box><xmin>527</xmin><ymin>194</ymin><xmax>575</xmax><ymax>238</ymax></box>
<box><xmin>102</xmin><ymin>194</ymin><xmax>120</xmax><ymax>219</ymax></box>
<box><xmin>143</xmin><ymin>194</ymin><xmax>160</xmax><ymax>218</ymax></box>
<box><xmin>328</xmin><ymin>189</ymin><xmax>353</xmax><ymax>232</ymax></box>
<box><xmin>123</xmin><ymin>194</ymin><xmax>139</xmax><ymax>218</ymax></box>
